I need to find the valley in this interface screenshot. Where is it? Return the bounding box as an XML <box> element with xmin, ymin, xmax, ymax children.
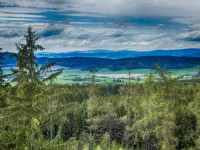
<box><xmin>3</xmin><ymin>67</ymin><xmax>198</xmax><ymax>84</ymax></box>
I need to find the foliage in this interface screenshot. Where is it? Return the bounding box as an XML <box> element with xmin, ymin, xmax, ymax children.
<box><xmin>0</xmin><ymin>27</ymin><xmax>200</xmax><ymax>150</ymax></box>
<box><xmin>0</xmin><ymin>27</ymin><xmax>62</xmax><ymax>149</ymax></box>
<box><xmin>0</xmin><ymin>48</ymin><xmax>8</xmax><ymax>88</ymax></box>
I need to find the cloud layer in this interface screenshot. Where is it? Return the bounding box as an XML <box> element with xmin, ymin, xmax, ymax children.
<box><xmin>1</xmin><ymin>0</ymin><xmax>200</xmax><ymax>52</ymax></box>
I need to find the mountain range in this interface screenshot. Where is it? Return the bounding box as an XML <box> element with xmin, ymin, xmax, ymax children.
<box><xmin>36</xmin><ymin>56</ymin><xmax>200</xmax><ymax>71</ymax></box>
<box><xmin>35</xmin><ymin>48</ymin><xmax>200</xmax><ymax>59</ymax></box>
<box><xmin>2</xmin><ymin>49</ymin><xmax>200</xmax><ymax>71</ymax></box>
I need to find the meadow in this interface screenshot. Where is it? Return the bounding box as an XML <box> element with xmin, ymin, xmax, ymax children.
<box><xmin>3</xmin><ymin>67</ymin><xmax>197</xmax><ymax>84</ymax></box>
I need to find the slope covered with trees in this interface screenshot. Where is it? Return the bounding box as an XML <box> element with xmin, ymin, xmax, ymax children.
<box><xmin>2</xmin><ymin>53</ymin><xmax>200</xmax><ymax>71</ymax></box>
<box><xmin>0</xmin><ymin>27</ymin><xmax>200</xmax><ymax>150</ymax></box>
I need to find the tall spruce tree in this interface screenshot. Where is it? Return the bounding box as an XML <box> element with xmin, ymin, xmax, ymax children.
<box><xmin>154</xmin><ymin>65</ymin><xmax>178</xmax><ymax>149</ymax></box>
<box><xmin>0</xmin><ymin>48</ymin><xmax>8</xmax><ymax>109</ymax></box>
<box><xmin>11</xmin><ymin>26</ymin><xmax>62</xmax><ymax>85</ymax></box>
<box><xmin>0</xmin><ymin>26</ymin><xmax>62</xmax><ymax>149</ymax></box>
<box><xmin>89</xmin><ymin>72</ymin><xmax>95</xmax><ymax>150</ymax></box>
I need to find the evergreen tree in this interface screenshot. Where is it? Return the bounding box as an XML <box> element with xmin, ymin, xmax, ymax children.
<box><xmin>11</xmin><ymin>26</ymin><xmax>62</xmax><ymax>85</ymax></box>
<box><xmin>126</xmin><ymin>71</ymin><xmax>131</xmax><ymax>150</ymax></box>
<box><xmin>154</xmin><ymin>65</ymin><xmax>178</xmax><ymax>149</ymax></box>
<box><xmin>0</xmin><ymin>26</ymin><xmax>62</xmax><ymax>149</ymax></box>
<box><xmin>89</xmin><ymin>72</ymin><xmax>96</xmax><ymax>150</ymax></box>
<box><xmin>0</xmin><ymin>48</ymin><xmax>8</xmax><ymax>110</ymax></box>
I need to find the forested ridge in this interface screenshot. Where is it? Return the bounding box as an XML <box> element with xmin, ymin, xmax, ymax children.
<box><xmin>3</xmin><ymin>52</ymin><xmax>200</xmax><ymax>71</ymax></box>
<box><xmin>1</xmin><ymin>27</ymin><xmax>200</xmax><ymax>150</ymax></box>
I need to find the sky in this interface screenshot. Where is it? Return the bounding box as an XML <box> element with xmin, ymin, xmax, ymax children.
<box><xmin>1</xmin><ymin>0</ymin><xmax>200</xmax><ymax>52</ymax></box>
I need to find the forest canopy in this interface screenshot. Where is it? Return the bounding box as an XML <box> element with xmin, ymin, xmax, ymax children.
<box><xmin>0</xmin><ymin>27</ymin><xmax>200</xmax><ymax>150</ymax></box>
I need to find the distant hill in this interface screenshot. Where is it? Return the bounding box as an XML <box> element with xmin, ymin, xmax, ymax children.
<box><xmin>2</xmin><ymin>52</ymin><xmax>200</xmax><ymax>71</ymax></box>
<box><xmin>35</xmin><ymin>48</ymin><xmax>200</xmax><ymax>59</ymax></box>
<box><xmin>37</xmin><ymin>56</ymin><xmax>200</xmax><ymax>71</ymax></box>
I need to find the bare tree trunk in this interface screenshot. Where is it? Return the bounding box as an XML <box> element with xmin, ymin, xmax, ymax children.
<box><xmin>166</xmin><ymin>98</ymin><xmax>171</xmax><ymax>150</ymax></box>
<box><xmin>127</xmin><ymin>71</ymin><xmax>131</xmax><ymax>150</ymax></box>
<box><xmin>127</xmin><ymin>130</ymin><xmax>130</xmax><ymax>150</ymax></box>
<box><xmin>109</xmin><ymin>124</ymin><xmax>112</xmax><ymax>150</ymax></box>
<box><xmin>144</xmin><ymin>127</ymin><xmax>149</xmax><ymax>150</ymax></box>
<box><xmin>50</xmin><ymin>114</ymin><xmax>53</xmax><ymax>142</ymax></box>
<box><xmin>83</xmin><ymin>130</ymin><xmax>86</xmax><ymax>144</ymax></box>
<box><xmin>31</xmin><ymin>122</ymin><xmax>33</xmax><ymax>150</ymax></box>
<box><xmin>89</xmin><ymin>113</ymin><xmax>92</xmax><ymax>150</ymax></box>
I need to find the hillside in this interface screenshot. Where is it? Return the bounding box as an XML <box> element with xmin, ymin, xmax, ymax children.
<box><xmin>2</xmin><ymin>52</ymin><xmax>200</xmax><ymax>71</ymax></box>
<box><xmin>39</xmin><ymin>56</ymin><xmax>200</xmax><ymax>71</ymax></box>
<box><xmin>34</xmin><ymin>48</ymin><xmax>200</xmax><ymax>59</ymax></box>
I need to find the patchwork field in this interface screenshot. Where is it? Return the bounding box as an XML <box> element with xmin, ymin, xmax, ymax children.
<box><xmin>3</xmin><ymin>67</ymin><xmax>198</xmax><ymax>84</ymax></box>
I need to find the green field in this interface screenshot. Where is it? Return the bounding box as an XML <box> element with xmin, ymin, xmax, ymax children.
<box><xmin>170</xmin><ymin>68</ymin><xmax>197</xmax><ymax>75</ymax></box>
<box><xmin>53</xmin><ymin>68</ymin><xmax>198</xmax><ymax>84</ymax></box>
<box><xmin>3</xmin><ymin>69</ymin><xmax>11</xmax><ymax>74</ymax></box>
<box><xmin>3</xmin><ymin>67</ymin><xmax>198</xmax><ymax>84</ymax></box>
<box><xmin>96</xmin><ymin>68</ymin><xmax>154</xmax><ymax>74</ymax></box>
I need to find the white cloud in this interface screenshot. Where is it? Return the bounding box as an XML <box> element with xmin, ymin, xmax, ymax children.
<box><xmin>62</xmin><ymin>13</ymin><xmax>106</xmax><ymax>18</ymax></box>
<box><xmin>0</xmin><ymin>7</ymin><xmax>47</xmax><ymax>14</ymax></box>
<box><xmin>0</xmin><ymin>18</ymin><xmax>38</xmax><ymax>21</ymax></box>
<box><xmin>30</xmin><ymin>25</ymin><xmax>198</xmax><ymax>51</ymax></box>
<box><xmin>178</xmin><ymin>30</ymin><xmax>200</xmax><ymax>41</ymax></box>
<box><xmin>2</xmin><ymin>0</ymin><xmax>200</xmax><ymax>17</ymax></box>
<box><xmin>1</xmin><ymin>0</ymin><xmax>200</xmax><ymax>52</ymax></box>
<box><xmin>0</xmin><ymin>13</ymin><xmax>44</xmax><ymax>18</ymax></box>
<box><xmin>1</xmin><ymin>21</ymin><xmax>200</xmax><ymax>52</ymax></box>
<box><xmin>70</xmin><ymin>0</ymin><xmax>200</xmax><ymax>17</ymax></box>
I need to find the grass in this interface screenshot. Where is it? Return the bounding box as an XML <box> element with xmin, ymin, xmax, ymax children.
<box><xmin>54</xmin><ymin>68</ymin><xmax>156</xmax><ymax>84</ymax></box>
<box><xmin>97</xmin><ymin>68</ymin><xmax>153</xmax><ymax>74</ymax></box>
<box><xmin>3</xmin><ymin>67</ymin><xmax>198</xmax><ymax>85</ymax></box>
<box><xmin>170</xmin><ymin>68</ymin><xmax>196</xmax><ymax>75</ymax></box>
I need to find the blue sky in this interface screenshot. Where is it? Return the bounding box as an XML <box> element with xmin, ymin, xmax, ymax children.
<box><xmin>1</xmin><ymin>0</ymin><xmax>200</xmax><ymax>52</ymax></box>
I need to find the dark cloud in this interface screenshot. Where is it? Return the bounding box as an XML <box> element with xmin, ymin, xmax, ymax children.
<box><xmin>185</xmin><ymin>37</ymin><xmax>200</xmax><ymax>42</ymax></box>
<box><xmin>3</xmin><ymin>0</ymin><xmax>73</xmax><ymax>10</ymax></box>
<box><xmin>40</xmin><ymin>20</ymin><xmax>70</xmax><ymax>37</ymax></box>
<box><xmin>104</xmin><ymin>21</ymin><xmax>130</xmax><ymax>29</ymax></box>
<box><xmin>0</xmin><ymin>2</ymin><xmax>18</xmax><ymax>8</ymax></box>
<box><xmin>41</xmin><ymin>29</ymin><xmax>63</xmax><ymax>37</ymax></box>
<box><xmin>114</xmin><ymin>21</ymin><xmax>130</xmax><ymax>28</ymax></box>
<box><xmin>109</xmin><ymin>31</ymin><xmax>124</xmax><ymax>38</ymax></box>
<box><xmin>77</xmin><ymin>33</ymin><xmax>91</xmax><ymax>40</ymax></box>
<box><xmin>179</xmin><ymin>30</ymin><xmax>200</xmax><ymax>42</ymax></box>
<box><xmin>0</xmin><ymin>30</ymin><xmax>22</xmax><ymax>38</ymax></box>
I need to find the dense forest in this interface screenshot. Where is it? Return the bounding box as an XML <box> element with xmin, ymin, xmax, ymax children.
<box><xmin>0</xmin><ymin>27</ymin><xmax>200</xmax><ymax>150</ymax></box>
<box><xmin>2</xmin><ymin>52</ymin><xmax>200</xmax><ymax>71</ymax></box>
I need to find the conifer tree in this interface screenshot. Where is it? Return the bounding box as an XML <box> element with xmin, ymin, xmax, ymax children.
<box><xmin>86</xmin><ymin>72</ymin><xmax>98</xmax><ymax>150</ymax></box>
<box><xmin>0</xmin><ymin>26</ymin><xmax>62</xmax><ymax>149</ymax></box>
<box><xmin>0</xmin><ymin>48</ymin><xmax>8</xmax><ymax>109</ymax></box>
<box><xmin>126</xmin><ymin>71</ymin><xmax>131</xmax><ymax>150</ymax></box>
<box><xmin>154</xmin><ymin>65</ymin><xmax>178</xmax><ymax>149</ymax></box>
<box><xmin>90</xmin><ymin>72</ymin><xmax>95</xmax><ymax>150</ymax></box>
